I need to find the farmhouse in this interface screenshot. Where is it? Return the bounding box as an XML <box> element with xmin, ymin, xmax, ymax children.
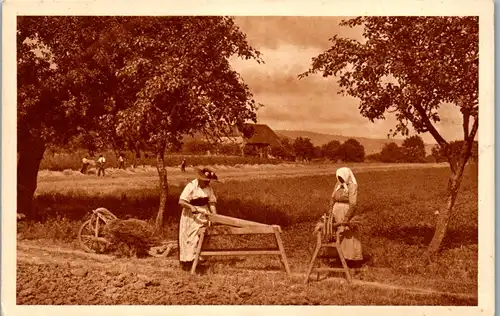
<box><xmin>222</xmin><ymin>123</ymin><xmax>283</xmax><ymax>158</ymax></box>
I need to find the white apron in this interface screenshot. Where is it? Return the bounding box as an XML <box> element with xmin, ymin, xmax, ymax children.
<box><xmin>178</xmin><ymin>179</ymin><xmax>216</xmax><ymax>262</ymax></box>
<box><xmin>330</xmin><ymin>182</ymin><xmax>363</xmax><ymax>261</ymax></box>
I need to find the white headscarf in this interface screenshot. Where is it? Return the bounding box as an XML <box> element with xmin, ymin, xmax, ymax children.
<box><xmin>335</xmin><ymin>167</ymin><xmax>357</xmax><ymax>191</ymax></box>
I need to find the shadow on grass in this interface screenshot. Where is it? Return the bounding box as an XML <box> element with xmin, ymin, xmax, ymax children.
<box><xmin>371</xmin><ymin>225</ymin><xmax>478</xmax><ymax>250</ymax></box>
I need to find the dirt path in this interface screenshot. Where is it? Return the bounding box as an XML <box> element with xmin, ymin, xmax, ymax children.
<box><xmin>16</xmin><ymin>240</ymin><xmax>477</xmax><ymax>305</ymax></box>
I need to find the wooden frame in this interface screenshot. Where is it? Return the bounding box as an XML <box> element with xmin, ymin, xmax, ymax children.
<box><xmin>190</xmin><ymin>214</ymin><xmax>291</xmax><ymax>275</ymax></box>
<box><xmin>304</xmin><ymin>220</ymin><xmax>362</xmax><ymax>284</ymax></box>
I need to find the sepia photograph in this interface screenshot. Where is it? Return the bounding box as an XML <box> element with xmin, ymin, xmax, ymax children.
<box><xmin>2</xmin><ymin>0</ymin><xmax>495</xmax><ymax>315</ymax></box>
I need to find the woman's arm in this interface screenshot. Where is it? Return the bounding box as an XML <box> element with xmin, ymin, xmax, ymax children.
<box><xmin>328</xmin><ymin>194</ymin><xmax>335</xmax><ymax>212</ymax></box>
<box><xmin>208</xmin><ymin>186</ymin><xmax>217</xmax><ymax>214</ymax></box>
<box><xmin>344</xmin><ymin>184</ymin><xmax>358</xmax><ymax>221</ymax></box>
<box><xmin>179</xmin><ymin>199</ymin><xmax>198</xmax><ymax>213</ymax></box>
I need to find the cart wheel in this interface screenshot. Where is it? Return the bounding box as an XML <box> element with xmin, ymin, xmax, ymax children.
<box><xmin>78</xmin><ymin>217</ymin><xmax>109</xmax><ymax>253</ymax></box>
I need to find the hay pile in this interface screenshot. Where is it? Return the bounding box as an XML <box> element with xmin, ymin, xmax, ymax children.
<box><xmin>102</xmin><ymin>219</ymin><xmax>161</xmax><ymax>258</ymax></box>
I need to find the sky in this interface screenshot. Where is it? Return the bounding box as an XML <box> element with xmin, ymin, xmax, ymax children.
<box><xmin>229</xmin><ymin>16</ymin><xmax>465</xmax><ymax>144</ymax></box>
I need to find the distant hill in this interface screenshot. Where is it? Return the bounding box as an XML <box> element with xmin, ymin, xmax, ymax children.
<box><xmin>275</xmin><ymin>130</ymin><xmax>435</xmax><ymax>155</ymax></box>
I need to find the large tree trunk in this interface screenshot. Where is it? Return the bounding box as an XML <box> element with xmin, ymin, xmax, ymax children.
<box><xmin>154</xmin><ymin>142</ymin><xmax>168</xmax><ymax>234</ymax></box>
<box><xmin>427</xmin><ymin>154</ymin><xmax>469</xmax><ymax>254</ymax></box>
<box><xmin>17</xmin><ymin>136</ymin><xmax>46</xmax><ymax>220</ymax></box>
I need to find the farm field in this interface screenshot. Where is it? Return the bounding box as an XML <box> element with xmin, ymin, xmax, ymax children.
<box><xmin>17</xmin><ymin>163</ymin><xmax>478</xmax><ymax>305</ymax></box>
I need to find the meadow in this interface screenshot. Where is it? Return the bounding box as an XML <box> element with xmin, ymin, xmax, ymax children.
<box><xmin>18</xmin><ymin>163</ymin><xmax>478</xmax><ymax>301</ymax></box>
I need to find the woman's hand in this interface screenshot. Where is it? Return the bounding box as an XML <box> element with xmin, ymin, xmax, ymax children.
<box><xmin>190</xmin><ymin>205</ymin><xmax>199</xmax><ymax>213</ymax></box>
<box><xmin>209</xmin><ymin>204</ymin><xmax>217</xmax><ymax>214</ymax></box>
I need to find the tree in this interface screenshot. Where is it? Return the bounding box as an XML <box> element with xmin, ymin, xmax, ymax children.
<box><xmin>99</xmin><ymin>17</ymin><xmax>262</xmax><ymax>232</ymax></box>
<box><xmin>432</xmin><ymin>140</ymin><xmax>478</xmax><ymax>164</ymax></box>
<box><xmin>17</xmin><ymin>17</ymin><xmax>262</xmax><ymax>232</ymax></box>
<box><xmin>401</xmin><ymin>135</ymin><xmax>426</xmax><ymax>163</ymax></box>
<box><xmin>300</xmin><ymin>17</ymin><xmax>478</xmax><ymax>254</ymax></box>
<box><xmin>431</xmin><ymin>144</ymin><xmax>447</xmax><ymax>163</ymax></box>
<box><xmin>313</xmin><ymin>146</ymin><xmax>323</xmax><ymax>159</ymax></box>
<box><xmin>338</xmin><ymin>139</ymin><xmax>365</xmax><ymax>162</ymax></box>
<box><xmin>183</xmin><ymin>140</ymin><xmax>213</xmax><ymax>155</ymax></box>
<box><xmin>18</xmin><ymin>17</ymin><xmax>120</xmax><ymax>220</ymax></box>
<box><xmin>276</xmin><ymin>137</ymin><xmax>295</xmax><ymax>161</ymax></box>
<box><xmin>379</xmin><ymin>142</ymin><xmax>403</xmax><ymax>163</ymax></box>
<box><xmin>365</xmin><ymin>153</ymin><xmax>381</xmax><ymax>162</ymax></box>
<box><xmin>321</xmin><ymin>140</ymin><xmax>342</xmax><ymax>160</ymax></box>
<box><xmin>293</xmin><ymin>137</ymin><xmax>315</xmax><ymax>161</ymax></box>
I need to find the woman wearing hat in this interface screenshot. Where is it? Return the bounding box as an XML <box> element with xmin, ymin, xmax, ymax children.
<box><xmin>178</xmin><ymin>168</ymin><xmax>218</xmax><ymax>271</ymax></box>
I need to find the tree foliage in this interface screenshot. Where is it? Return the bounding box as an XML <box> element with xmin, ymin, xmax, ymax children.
<box><xmin>401</xmin><ymin>135</ymin><xmax>426</xmax><ymax>163</ymax></box>
<box><xmin>432</xmin><ymin>140</ymin><xmax>478</xmax><ymax>163</ymax></box>
<box><xmin>300</xmin><ymin>16</ymin><xmax>479</xmax><ymax>254</ymax></box>
<box><xmin>321</xmin><ymin>140</ymin><xmax>342</xmax><ymax>160</ymax></box>
<box><xmin>379</xmin><ymin>142</ymin><xmax>403</xmax><ymax>163</ymax></box>
<box><xmin>338</xmin><ymin>138</ymin><xmax>365</xmax><ymax>162</ymax></box>
<box><xmin>17</xmin><ymin>16</ymin><xmax>262</xmax><ymax>225</ymax></box>
<box><xmin>293</xmin><ymin>137</ymin><xmax>315</xmax><ymax>161</ymax></box>
<box><xmin>273</xmin><ymin>138</ymin><xmax>295</xmax><ymax>161</ymax></box>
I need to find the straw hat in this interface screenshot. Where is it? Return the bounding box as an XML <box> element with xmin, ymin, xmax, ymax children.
<box><xmin>196</xmin><ymin>167</ymin><xmax>218</xmax><ymax>181</ymax></box>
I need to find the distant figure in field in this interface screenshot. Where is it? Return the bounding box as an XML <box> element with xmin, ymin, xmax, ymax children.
<box><xmin>80</xmin><ymin>156</ymin><xmax>90</xmax><ymax>174</ymax></box>
<box><xmin>118</xmin><ymin>154</ymin><xmax>125</xmax><ymax>170</ymax></box>
<box><xmin>180</xmin><ymin>159</ymin><xmax>186</xmax><ymax>172</ymax></box>
<box><xmin>329</xmin><ymin>167</ymin><xmax>363</xmax><ymax>267</ymax></box>
<box><xmin>97</xmin><ymin>154</ymin><xmax>106</xmax><ymax>176</ymax></box>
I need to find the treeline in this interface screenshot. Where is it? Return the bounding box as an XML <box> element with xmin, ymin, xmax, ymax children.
<box><xmin>173</xmin><ymin>137</ymin><xmax>366</xmax><ymax>162</ymax></box>
<box><xmin>46</xmin><ymin>133</ymin><xmax>478</xmax><ymax>167</ymax></box>
<box><xmin>270</xmin><ymin>137</ymin><xmax>366</xmax><ymax>162</ymax></box>
<box><xmin>367</xmin><ymin>136</ymin><xmax>479</xmax><ymax>164</ymax></box>
<box><xmin>266</xmin><ymin>135</ymin><xmax>478</xmax><ymax>164</ymax></box>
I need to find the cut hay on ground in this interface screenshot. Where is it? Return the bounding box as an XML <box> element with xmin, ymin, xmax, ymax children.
<box><xmin>102</xmin><ymin>219</ymin><xmax>161</xmax><ymax>258</ymax></box>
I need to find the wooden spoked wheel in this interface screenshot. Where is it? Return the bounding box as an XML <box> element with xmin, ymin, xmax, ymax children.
<box><xmin>78</xmin><ymin>215</ymin><xmax>109</xmax><ymax>253</ymax></box>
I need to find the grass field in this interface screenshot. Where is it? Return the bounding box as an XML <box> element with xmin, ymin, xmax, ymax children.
<box><xmin>17</xmin><ymin>163</ymin><xmax>478</xmax><ymax>304</ymax></box>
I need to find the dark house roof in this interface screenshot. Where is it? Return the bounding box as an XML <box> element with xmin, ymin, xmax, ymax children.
<box><xmin>183</xmin><ymin>123</ymin><xmax>283</xmax><ymax>148</ymax></box>
<box><xmin>228</xmin><ymin>124</ymin><xmax>283</xmax><ymax>147</ymax></box>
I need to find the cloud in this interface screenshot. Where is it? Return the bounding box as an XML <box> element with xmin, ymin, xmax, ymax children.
<box><xmin>255</xmin><ymin>91</ymin><xmax>363</xmax><ymax>122</ymax></box>
<box><xmin>231</xmin><ymin>44</ymin><xmax>340</xmax><ymax>95</ymax></box>
<box><xmin>229</xmin><ymin>16</ymin><xmax>466</xmax><ymax>145</ymax></box>
<box><xmin>234</xmin><ymin>16</ymin><xmax>364</xmax><ymax>50</ymax></box>
<box><xmin>231</xmin><ymin>43</ymin><xmax>365</xmax><ymax>132</ymax></box>
<box><xmin>230</xmin><ymin>44</ymin><xmax>321</xmax><ymax>75</ymax></box>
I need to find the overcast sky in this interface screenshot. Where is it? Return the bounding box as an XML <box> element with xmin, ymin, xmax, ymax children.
<box><xmin>229</xmin><ymin>16</ymin><xmax>465</xmax><ymax>144</ymax></box>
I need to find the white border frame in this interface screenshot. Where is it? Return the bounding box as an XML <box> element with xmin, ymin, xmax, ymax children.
<box><xmin>2</xmin><ymin>0</ymin><xmax>495</xmax><ymax>315</ymax></box>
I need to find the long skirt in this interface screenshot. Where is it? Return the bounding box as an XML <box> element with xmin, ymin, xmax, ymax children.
<box><xmin>331</xmin><ymin>203</ymin><xmax>363</xmax><ymax>261</ymax></box>
<box><xmin>178</xmin><ymin>207</ymin><xmax>208</xmax><ymax>262</ymax></box>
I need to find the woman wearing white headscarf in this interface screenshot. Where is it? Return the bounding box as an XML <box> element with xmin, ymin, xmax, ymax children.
<box><xmin>329</xmin><ymin>167</ymin><xmax>363</xmax><ymax>264</ymax></box>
